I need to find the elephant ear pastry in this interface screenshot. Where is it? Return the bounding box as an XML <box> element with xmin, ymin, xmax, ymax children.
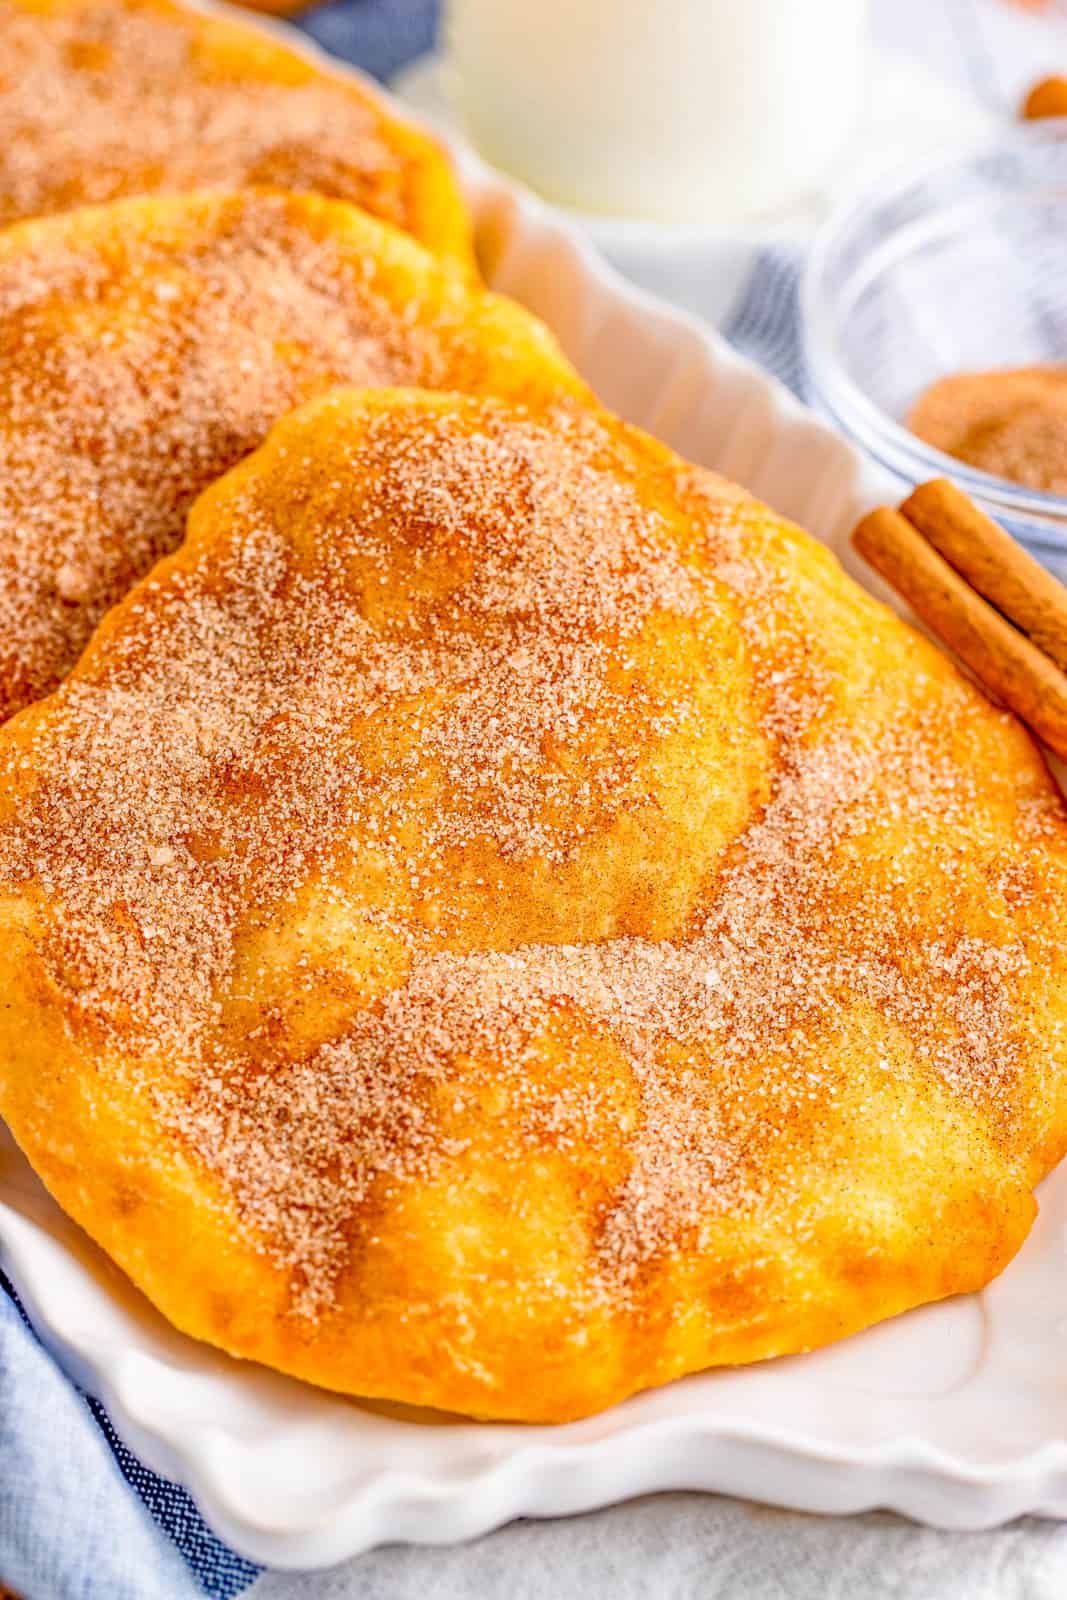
<box><xmin>0</xmin><ymin>187</ymin><xmax>584</xmax><ymax>720</ymax></box>
<box><xmin>0</xmin><ymin>0</ymin><xmax>473</xmax><ymax>268</ymax></box>
<box><xmin>0</xmin><ymin>387</ymin><xmax>1065</xmax><ymax>1423</ymax></box>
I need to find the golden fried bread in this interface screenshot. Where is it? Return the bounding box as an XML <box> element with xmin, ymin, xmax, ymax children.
<box><xmin>0</xmin><ymin>188</ymin><xmax>584</xmax><ymax>721</ymax></box>
<box><xmin>0</xmin><ymin>0</ymin><xmax>472</xmax><ymax>267</ymax></box>
<box><xmin>1</xmin><ymin>388</ymin><xmax>1065</xmax><ymax>1423</ymax></box>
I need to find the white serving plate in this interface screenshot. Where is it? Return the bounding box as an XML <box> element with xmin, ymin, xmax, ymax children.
<box><xmin>4</xmin><ymin>0</ymin><xmax>1067</xmax><ymax>1567</ymax></box>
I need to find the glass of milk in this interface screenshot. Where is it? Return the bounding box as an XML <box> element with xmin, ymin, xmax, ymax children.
<box><xmin>446</xmin><ymin>0</ymin><xmax>870</xmax><ymax>224</ymax></box>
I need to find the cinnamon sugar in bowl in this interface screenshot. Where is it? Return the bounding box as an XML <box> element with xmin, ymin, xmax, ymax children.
<box><xmin>802</xmin><ymin>125</ymin><xmax>1067</xmax><ymax>583</ymax></box>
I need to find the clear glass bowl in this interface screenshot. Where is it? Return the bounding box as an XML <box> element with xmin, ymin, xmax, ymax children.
<box><xmin>802</xmin><ymin>124</ymin><xmax>1067</xmax><ymax>580</ymax></box>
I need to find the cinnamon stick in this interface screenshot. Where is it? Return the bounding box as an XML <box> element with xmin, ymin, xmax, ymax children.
<box><xmin>901</xmin><ymin>478</ymin><xmax>1067</xmax><ymax>672</ymax></box>
<box><xmin>852</xmin><ymin>505</ymin><xmax>1067</xmax><ymax>760</ymax></box>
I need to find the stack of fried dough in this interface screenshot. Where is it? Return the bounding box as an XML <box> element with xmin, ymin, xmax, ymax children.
<box><xmin>0</xmin><ymin>0</ymin><xmax>1065</xmax><ymax>1425</ymax></box>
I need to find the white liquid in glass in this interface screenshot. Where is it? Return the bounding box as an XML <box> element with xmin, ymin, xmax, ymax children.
<box><xmin>446</xmin><ymin>0</ymin><xmax>869</xmax><ymax>224</ymax></box>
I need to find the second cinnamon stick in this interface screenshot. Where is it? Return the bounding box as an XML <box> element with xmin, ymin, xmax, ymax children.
<box><xmin>852</xmin><ymin>505</ymin><xmax>1067</xmax><ymax>761</ymax></box>
<box><xmin>901</xmin><ymin>478</ymin><xmax>1067</xmax><ymax>672</ymax></box>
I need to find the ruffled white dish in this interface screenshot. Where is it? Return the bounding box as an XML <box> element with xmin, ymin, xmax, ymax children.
<box><xmin>3</xmin><ymin>0</ymin><xmax>1067</xmax><ymax>1567</ymax></box>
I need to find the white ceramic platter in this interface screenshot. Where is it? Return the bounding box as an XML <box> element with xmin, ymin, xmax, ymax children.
<box><xmin>3</xmin><ymin>0</ymin><xmax>1067</xmax><ymax>1567</ymax></box>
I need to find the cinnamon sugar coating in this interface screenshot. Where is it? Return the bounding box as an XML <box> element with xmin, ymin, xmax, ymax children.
<box><xmin>0</xmin><ymin>187</ymin><xmax>585</xmax><ymax>721</ymax></box>
<box><xmin>909</xmin><ymin>366</ymin><xmax>1067</xmax><ymax>494</ymax></box>
<box><xmin>0</xmin><ymin>0</ymin><xmax>472</xmax><ymax>266</ymax></box>
<box><xmin>1</xmin><ymin>389</ymin><xmax>1066</xmax><ymax>1421</ymax></box>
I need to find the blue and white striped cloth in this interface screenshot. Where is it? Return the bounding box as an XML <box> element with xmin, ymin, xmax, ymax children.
<box><xmin>4</xmin><ymin>2</ymin><xmax>1067</xmax><ymax>1596</ymax></box>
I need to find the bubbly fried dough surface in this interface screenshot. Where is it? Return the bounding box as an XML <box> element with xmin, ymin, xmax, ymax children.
<box><xmin>0</xmin><ymin>0</ymin><xmax>472</xmax><ymax>265</ymax></box>
<box><xmin>0</xmin><ymin>188</ymin><xmax>584</xmax><ymax>721</ymax></box>
<box><xmin>1</xmin><ymin>388</ymin><xmax>1066</xmax><ymax>1423</ymax></box>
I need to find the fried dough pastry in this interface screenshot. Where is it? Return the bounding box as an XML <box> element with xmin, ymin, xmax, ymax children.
<box><xmin>1</xmin><ymin>388</ymin><xmax>1066</xmax><ymax>1423</ymax></box>
<box><xmin>0</xmin><ymin>0</ymin><xmax>472</xmax><ymax>266</ymax></box>
<box><xmin>0</xmin><ymin>187</ymin><xmax>584</xmax><ymax>722</ymax></box>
